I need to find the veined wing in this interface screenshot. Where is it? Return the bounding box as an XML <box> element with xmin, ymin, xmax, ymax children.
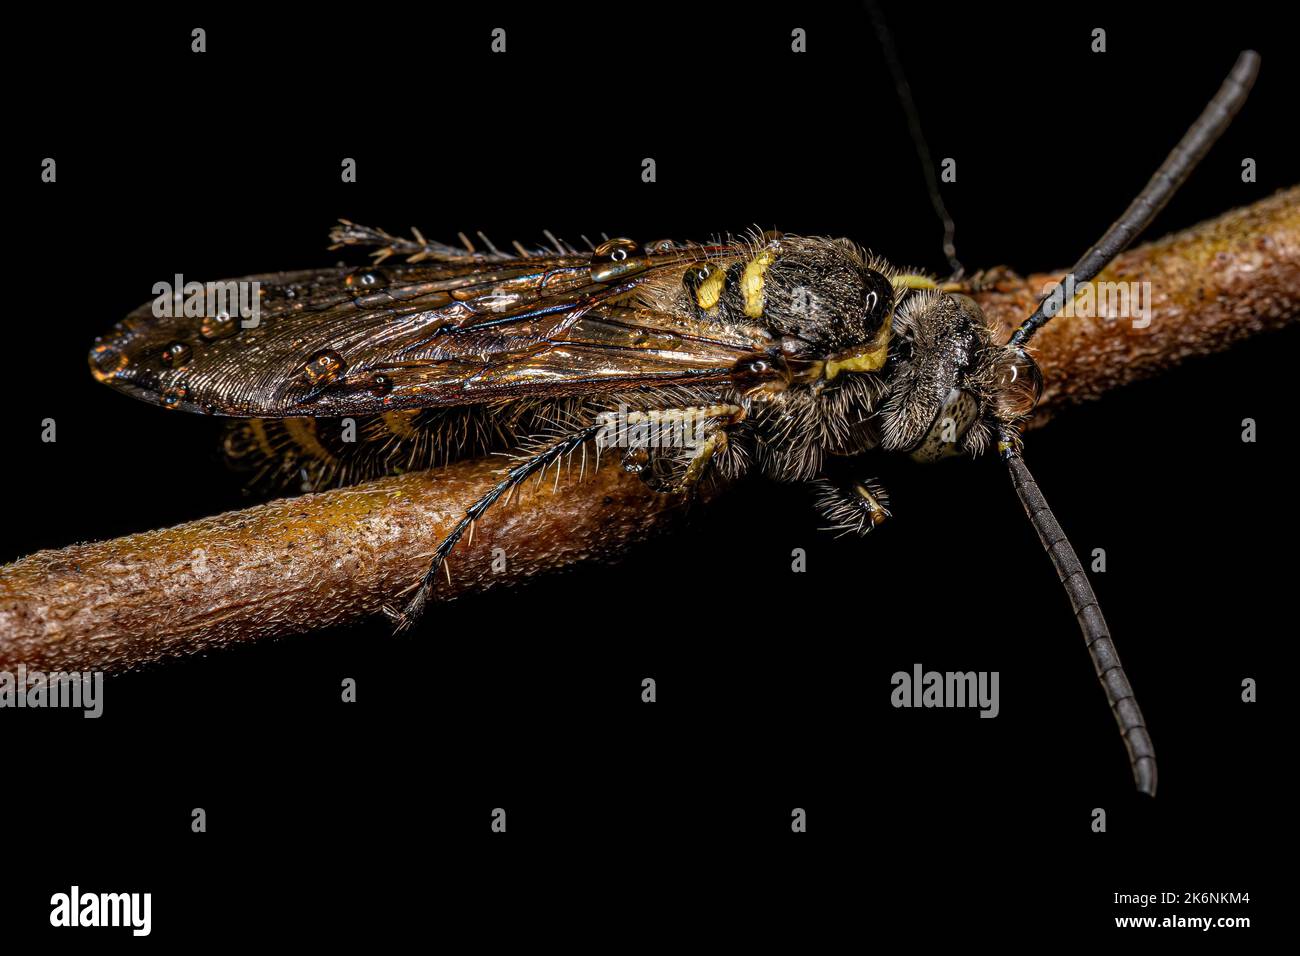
<box><xmin>90</xmin><ymin>237</ymin><xmax>772</xmax><ymax>417</ymax></box>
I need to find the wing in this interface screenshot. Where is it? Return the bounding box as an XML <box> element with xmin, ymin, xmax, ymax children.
<box><xmin>90</xmin><ymin>234</ymin><xmax>775</xmax><ymax>417</ymax></box>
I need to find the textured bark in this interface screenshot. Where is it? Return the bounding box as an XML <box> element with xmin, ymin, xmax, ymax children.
<box><xmin>2</xmin><ymin>187</ymin><xmax>1297</xmax><ymax>671</ymax></box>
<box><xmin>973</xmin><ymin>186</ymin><xmax>1300</xmax><ymax>422</ymax></box>
<box><xmin>0</xmin><ymin>457</ymin><xmax>710</xmax><ymax>671</ymax></box>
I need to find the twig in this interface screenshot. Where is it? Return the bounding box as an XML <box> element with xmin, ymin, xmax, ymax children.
<box><xmin>2</xmin><ymin>188</ymin><xmax>1297</xmax><ymax>670</ymax></box>
<box><xmin>975</xmin><ymin>186</ymin><xmax>1300</xmax><ymax>419</ymax></box>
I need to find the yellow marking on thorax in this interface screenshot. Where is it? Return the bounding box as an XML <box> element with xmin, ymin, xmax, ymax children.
<box><xmin>741</xmin><ymin>248</ymin><xmax>777</xmax><ymax>318</ymax></box>
<box><xmin>283</xmin><ymin>417</ymin><xmax>336</xmax><ymax>462</ymax></box>
<box><xmin>824</xmin><ymin>314</ymin><xmax>893</xmax><ymax>379</ymax></box>
<box><xmin>381</xmin><ymin>409</ymin><xmax>423</xmax><ymax>439</ymax></box>
<box><xmin>695</xmin><ymin>267</ymin><xmax>728</xmax><ymax>311</ymax></box>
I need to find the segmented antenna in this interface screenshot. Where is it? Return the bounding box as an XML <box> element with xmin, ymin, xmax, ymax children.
<box><xmin>1007</xmin><ymin>456</ymin><xmax>1157</xmax><ymax>794</ymax></box>
<box><xmin>1008</xmin><ymin>50</ymin><xmax>1260</xmax><ymax>347</ymax></box>
<box><xmin>866</xmin><ymin>1</ymin><xmax>963</xmax><ymax>278</ymax></box>
<box><xmin>1001</xmin><ymin>51</ymin><xmax>1260</xmax><ymax>796</ymax></box>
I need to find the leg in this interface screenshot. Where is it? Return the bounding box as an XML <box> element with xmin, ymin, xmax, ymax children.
<box><xmin>812</xmin><ymin>470</ymin><xmax>892</xmax><ymax>537</ymax></box>
<box><xmin>390</xmin><ymin>422</ymin><xmax>601</xmax><ymax>632</ymax></box>
<box><xmin>599</xmin><ymin>404</ymin><xmax>743</xmax><ymax>495</ymax></box>
<box><xmin>392</xmin><ymin>403</ymin><xmax>743</xmax><ymax>632</ymax></box>
<box><xmin>677</xmin><ymin>429</ymin><xmax>730</xmax><ymax>492</ymax></box>
<box><xmin>891</xmin><ymin>272</ymin><xmax>939</xmax><ymax>292</ymax></box>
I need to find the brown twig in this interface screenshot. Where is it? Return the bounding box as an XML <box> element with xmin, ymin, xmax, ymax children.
<box><xmin>974</xmin><ymin>186</ymin><xmax>1300</xmax><ymax>419</ymax></box>
<box><xmin>2</xmin><ymin>188</ymin><xmax>1297</xmax><ymax>671</ymax></box>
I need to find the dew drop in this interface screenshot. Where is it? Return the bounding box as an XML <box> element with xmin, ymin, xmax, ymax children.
<box><xmin>591</xmin><ymin>238</ymin><xmax>646</xmax><ymax>283</ymax></box>
<box><xmin>346</xmin><ymin>268</ymin><xmax>388</xmax><ymax>290</ymax></box>
<box><xmin>621</xmin><ymin>447</ymin><xmax>650</xmax><ymax>474</ymax></box>
<box><xmin>161</xmin><ymin>385</ymin><xmax>189</xmax><ymax>409</ymax></box>
<box><xmin>199</xmin><ymin>312</ymin><xmax>238</xmax><ymax>341</ymax></box>
<box><xmin>88</xmin><ymin>343</ymin><xmax>129</xmax><ymax>383</ymax></box>
<box><xmin>303</xmin><ymin>349</ymin><xmax>346</xmax><ymax>385</ymax></box>
<box><xmin>683</xmin><ymin>264</ymin><xmax>713</xmax><ymax>291</ymax></box>
<box><xmin>161</xmin><ymin>341</ymin><xmax>193</xmax><ymax>367</ymax></box>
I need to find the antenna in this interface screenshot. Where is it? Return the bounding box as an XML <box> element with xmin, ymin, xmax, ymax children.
<box><xmin>1008</xmin><ymin>51</ymin><xmax>1259</xmax><ymax>347</ymax></box>
<box><xmin>1007</xmin><ymin>455</ymin><xmax>1157</xmax><ymax>793</ymax></box>
<box><xmin>866</xmin><ymin>1</ymin><xmax>964</xmax><ymax>278</ymax></box>
<box><xmin>1000</xmin><ymin>51</ymin><xmax>1260</xmax><ymax>795</ymax></box>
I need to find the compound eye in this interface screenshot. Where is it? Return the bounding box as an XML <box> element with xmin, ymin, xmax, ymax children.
<box><xmin>860</xmin><ymin>269</ymin><xmax>896</xmax><ymax>337</ymax></box>
<box><xmin>992</xmin><ymin>347</ymin><xmax>1043</xmax><ymax>420</ymax></box>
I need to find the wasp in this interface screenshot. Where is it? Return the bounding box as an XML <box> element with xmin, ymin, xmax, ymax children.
<box><xmin>86</xmin><ymin>41</ymin><xmax>1260</xmax><ymax>796</ymax></box>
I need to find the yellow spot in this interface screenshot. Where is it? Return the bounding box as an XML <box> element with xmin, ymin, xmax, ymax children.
<box><xmin>891</xmin><ymin>273</ymin><xmax>937</xmax><ymax>291</ymax></box>
<box><xmin>741</xmin><ymin>248</ymin><xmax>777</xmax><ymax>318</ymax></box>
<box><xmin>824</xmin><ymin>318</ymin><xmax>892</xmax><ymax>379</ymax></box>
<box><xmin>695</xmin><ymin>267</ymin><xmax>727</xmax><ymax>310</ymax></box>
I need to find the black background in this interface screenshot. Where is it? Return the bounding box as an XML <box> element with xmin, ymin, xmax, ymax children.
<box><xmin>4</xmin><ymin>1</ymin><xmax>1291</xmax><ymax>942</ymax></box>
